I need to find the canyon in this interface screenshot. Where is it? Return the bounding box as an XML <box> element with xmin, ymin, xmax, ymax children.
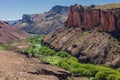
<box><xmin>43</xmin><ymin>4</ymin><xmax>120</xmax><ymax>68</ymax></box>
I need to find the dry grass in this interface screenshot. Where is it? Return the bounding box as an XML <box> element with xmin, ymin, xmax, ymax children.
<box><xmin>94</xmin><ymin>3</ymin><xmax>120</xmax><ymax>9</ymax></box>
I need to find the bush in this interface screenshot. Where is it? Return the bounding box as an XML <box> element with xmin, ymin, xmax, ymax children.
<box><xmin>70</xmin><ymin>61</ymin><xmax>80</xmax><ymax>68</ymax></box>
<box><xmin>117</xmin><ymin>68</ymin><xmax>120</xmax><ymax>72</ymax></box>
<box><xmin>107</xmin><ymin>74</ymin><xmax>116</xmax><ymax>80</ymax></box>
<box><xmin>70</xmin><ymin>68</ymin><xmax>92</xmax><ymax>77</ymax></box>
<box><xmin>69</xmin><ymin>57</ymin><xmax>78</xmax><ymax>62</ymax></box>
<box><xmin>66</xmin><ymin>57</ymin><xmax>79</xmax><ymax>65</ymax></box>
<box><xmin>27</xmin><ymin>35</ymin><xmax>44</xmax><ymax>44</ymax></box>
<box><xmin>116</xmin><ymin>76</ymin><xmax>120</xmax><ymax>80</ymax></box>
<box><xmin>80</xmin><ymin>64</ymin><xmax>98</xmax><ymax>76</ymax></box>
<box><xmin>95</xmin><ymin>65</ymin><xmax>113</xmax><ymax>71</ymax></box>
<box><xmin>27</xmin><ymin>46</ymin><xmax>34</xmax><ymax>57</ymax></box>
<box><xmin>95</xmin><ymin>71</ymin><xmax>114</xmax><ymax>80</ymax></box>
<box><xmin>44</xmin><ymin>56</ymin><xmax>62</xmax><ymax>65</ymax></box>
<box><xmin>89</xmin><ymin>77</ymin><xmax>95</xmax><ymax>80</ymax></box>
<box><xmin>0</xmin><ymin>44</ymin><xmax>7</xmax><ymax>50</ymax></box>
<box><xmin>39</xmin><ymin>46</ymin><xmax>56</xmax><ymax>56</ymax></box>
<box><xmin>56</xmin><ymin>51</ymin><xmax>70</xmax><ymax>58</ymax></box>
<box><xmin>57</xmin><ymin>59</ymin><xmax>67</xmax><ymax>66</ymax></box>
<box><xmin>59</xmin><ymin>62</ymin><xmax>70</xmax><ymax>70</ymax></box>
<box><xmin>95</xmin><ymin>71</ymin><xmax>106</xmax><ymax>80</ymax></box>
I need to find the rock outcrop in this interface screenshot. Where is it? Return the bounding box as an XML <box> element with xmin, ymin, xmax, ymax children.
<box><xmin>0</xmin><ymin>21</ymin><xmax>28</xmax><ymax>43</ymax></box>
<box><xmin>65</xmin><ymin>4</ymin><xmax>120</xmax><ymax>32</ymax></box>
<box><xmin>43</xmin><ymin>4</ymin><xmax>120</xmax><ymax>68</ymax></box>
<box><xmin>9</xmin><ymin>5</ymin><xmax>69</xmax><ymax>34</ymax></box>
<box><xmin>65</xmin><ymin>4</ymin><xmax>120</xmax><ymax>40</ymax></box>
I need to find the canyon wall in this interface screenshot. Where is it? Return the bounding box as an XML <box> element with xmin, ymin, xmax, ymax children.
<box><xmin>65</xmin><ymin>4</ymin><xmax>120</xmax><ymax>32</ymax></box>
<box><xmin>43</xmin><ymin>4</ymin><xmax>120</xmax><ymax>67</ymax></box>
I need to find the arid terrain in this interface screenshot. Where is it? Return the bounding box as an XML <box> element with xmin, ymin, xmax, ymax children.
<box><xmin>0</xmin><ymin>3</ymin><xmax>120</xmax><ymax>80</ymax></box>
<box><xmin>0</xmin><ymin>40</ymin><xmax>90</xmax><ymax>80</ymax></box>
<box><xmin>0</xmin><ymin>41</ymin><xmax>72</xmax><ymax>80</ymax></box>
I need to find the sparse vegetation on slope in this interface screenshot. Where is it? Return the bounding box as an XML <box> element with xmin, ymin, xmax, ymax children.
<box><xmin>0</xmin><ymin>44</ymin><xmax>7</xmax><ymax>50</ymax></box>
<box><xmin>21</xmin><ymin>35</ymin><xmax>120</xmax><ymax>80</ymax></box>
<box><xmin>94</xmin><ymin>3</ymin><xmax>120</xmax><ymax>9</ymax></box>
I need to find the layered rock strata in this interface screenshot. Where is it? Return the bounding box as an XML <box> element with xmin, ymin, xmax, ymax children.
<box><xmin>43</xmin><ymin>4</ymin><xmax>120</xmax><ymax>67</ymax></box>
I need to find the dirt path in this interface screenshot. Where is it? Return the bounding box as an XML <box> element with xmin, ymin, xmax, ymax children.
<box><xmin>0</xmin><ymin>50</ymin><xmax>71</xmax><ymax>80</ymax></box>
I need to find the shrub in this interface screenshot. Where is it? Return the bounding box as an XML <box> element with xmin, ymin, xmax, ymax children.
<box><xmin>0</xmin><ymin>44</ymin><xmax>7</xmax><ymax>50</ymax></box>
<box><xmin>107</xmin><ymin>74</ymin><xmax>116</xmax><ymax>80</ymax></box>
<box><xmin>56</xmin><ymin>51</ymin><xmax>70</xmax><ymax>58</ymax></box>
<box><xmin>116</xmin><ymin>76</ymin><xmax>120</xmax><ymax>80</ymax></box>
<box><xmin>70</xmin><ymin>61</ymin><xmax>80</xmax><ymax>68</ymax></box>
<box><xmin>80</xmin><ymin>64</ymin><xmax>98</xmax><ymax>76</ymax></box>
<box><xmin>95</xmin><ymin>71</ymin><xmax>106</xmax><ymax>80</ymax></box>
<box><xmin>27</xmin><ymin>47</ymin><xmax>34</xmax><ymax>57</ymax></box>
<box><xmin>117</xmin><ymin>68</ymin><xmax>120</xmax><ymax>72</ymax></box>
<box><xmin>66</xmin><ymin>57</ymin><xmax>79</xmax><ymax>65</ymax></box>
<box><xmin>95</xmin><ymin>71</ymin><xmax>114</xmax><ymax>80</ymax></box>
<box><xmin>70</xmin><ymin>68</ymin><xmax>92</xmax><ymax>77</ymax></box>
<box><xmin>69</xmin><ymin>56</ymin><xmax>78</xmax><ymax>62</ymax></box>
<box><xmin>27</xmin><ymin>35</ymin><xmax>44</xmax><ymax>44</ymax></box>
<box><xmin>78</xmin><ymin>64</ymin><xmax>98</xmax><ymax>76</ymax></box>
<box><xmin>44</xmin><ymin>56</ymin><xmax>62</xmax><ymax>65</ymax></box>
<box><xmin>59</xmin><ymin>62</ymin><xmax>70</xmax><ymax>70</ymax></box>
<box><xmin>89</xmin><ymin>77</ymin><xmax>95</xmax><ymax>80</ymax></box>
<box><xmin>38</xmin><ymin>46</ymin><xmax>56</xmax><ymax>56</ymax></box>
<box><xmin>95</xmin><ymin>65</ymin><xmax>113</xmax><ymax>71</ymax></box>
<box><xmin>57</xmin><ymin>59</ymin><xmax>67</xmax><ymax>66</ymax></box>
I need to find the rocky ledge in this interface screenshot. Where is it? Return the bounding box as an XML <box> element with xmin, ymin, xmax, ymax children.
<box><xmin>43</xmin><ymin>4</ymin><xmax>120</xmax><ymax>68</ymax></box>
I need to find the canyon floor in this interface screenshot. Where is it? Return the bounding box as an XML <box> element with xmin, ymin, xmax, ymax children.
<box><xmin>0</xmin><ymin>50</ymin><xmax>61</xmax><ymax>80</ymax></box>
<box><xmin>0</xmin><ymin>41</ymin><xmax>88</xmax><ymax>80</ymax></box>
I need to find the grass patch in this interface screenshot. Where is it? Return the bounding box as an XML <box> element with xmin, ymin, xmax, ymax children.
<box><xmin>0</xmin><ymin>44</ymin><xmax>8</xmax><ymax>50</ymax></box>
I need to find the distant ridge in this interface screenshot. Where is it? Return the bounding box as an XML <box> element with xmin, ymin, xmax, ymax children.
<box><xmin>8</xmin><ymin>5</ymin><xmax>69</xmax><ymax>34</ymax></box>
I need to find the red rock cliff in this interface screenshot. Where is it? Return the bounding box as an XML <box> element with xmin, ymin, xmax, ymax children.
<box><xmin>65</xmin><ymin>4</ymin><xmax>120</xmax><ymax>32</ymax></box>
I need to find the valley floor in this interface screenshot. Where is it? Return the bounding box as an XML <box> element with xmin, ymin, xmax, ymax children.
<box><xmin>0</xmin><ymin>50</ymin><xmax>73</xmax><ymax>80</ymax></box>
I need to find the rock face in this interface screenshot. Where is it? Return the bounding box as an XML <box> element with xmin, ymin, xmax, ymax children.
<box><xmin>0</xmin><ymin>21</ymin><xmax>28</xmax><ymax>43</ymax></box>
<box><xmin>65</xmin><ymin>4</ymin><xmax>120</xmax><ymax>40</ymax></box>
<box><xmin>65</xmin><ymin>4</ymin><xmax>120</xmax><ymax>32</ymax></box>
<box><xmin>9</xmin><ymin>5</ymin><xmax>69</xmax><ymax>34</ymax></box>
<box><xmin>43</xmin><ymin>4</ymin><xmax>120</xmax><ymax>68</ymax></box>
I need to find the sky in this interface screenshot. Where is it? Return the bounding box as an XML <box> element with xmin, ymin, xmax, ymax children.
<box><xmin>0</xmin><ymin>0</ymin><xmax>119</xmax><ymax>20</ymax></box>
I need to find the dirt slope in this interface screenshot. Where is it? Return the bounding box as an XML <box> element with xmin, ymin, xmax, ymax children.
<box><xmin>0</xmin><ymin>50</ymin><xmax>72</xmax><ymax>80</ymax></box>
<box><xmin>0</xmin><ymin>21</ymin><xmax>28</xmax><ymax>43</ymax></box>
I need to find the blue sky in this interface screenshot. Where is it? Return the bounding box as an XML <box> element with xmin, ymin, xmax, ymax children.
<box><xmin>0</xmin><ymin>0</ymin><xmax>119</xmax><ymax>20</ymax></box>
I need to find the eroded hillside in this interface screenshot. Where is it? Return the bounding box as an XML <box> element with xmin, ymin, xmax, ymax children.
<box><xmin>43</xmin><ymin>4</ymin><xmax>120</xmax><ymax>68</ymax></box>
<box><xmin>0</xmin><ymin>21</ymin><xmax>28</xmax><ymax>43</ymax></box>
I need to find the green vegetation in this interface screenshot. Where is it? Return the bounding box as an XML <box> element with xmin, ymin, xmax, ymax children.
<box><xmin>82</xmin><ymin>31</ymin><xmax>89</xmax><ymax>35</ymax></box>
<box><xmin>22</xmin><ymin>35</ymin><xmax>120</xmax><ymax>80</ymax></box>
<box><xmin>0</xmin><ymin>44</ymin><xmax>8</xmax><ymax>50</ymax></box>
